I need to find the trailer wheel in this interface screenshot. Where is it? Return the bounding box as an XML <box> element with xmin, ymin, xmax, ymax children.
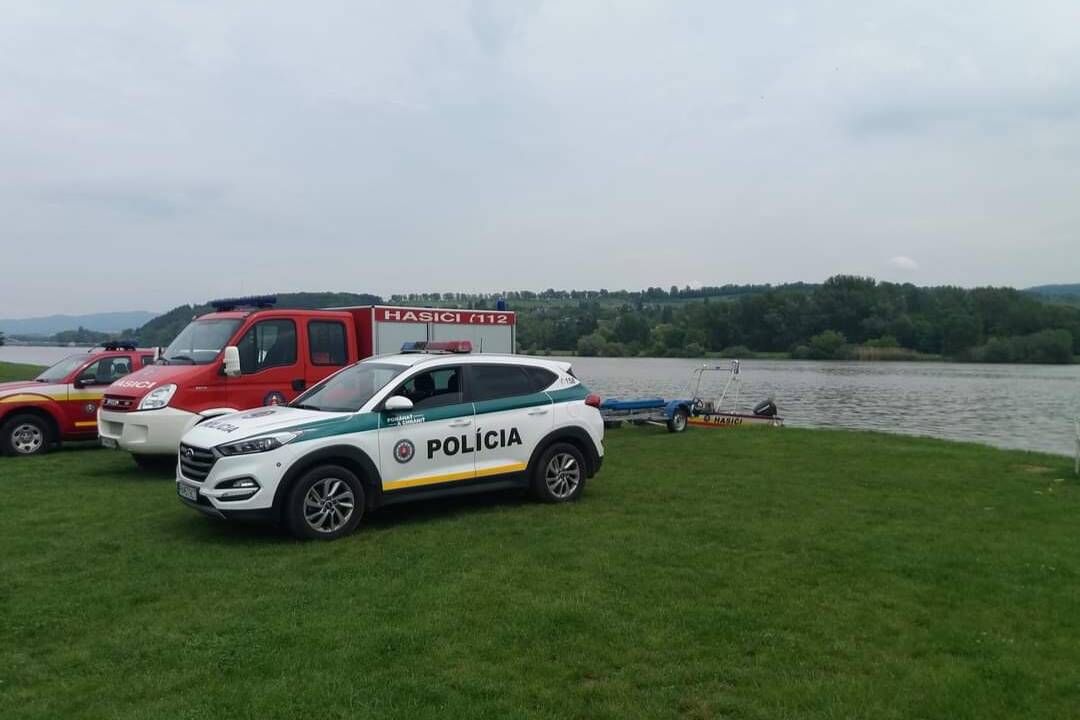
<box><xmin>667</xmin><ymin>408</ymin><xmax>688</xmax><ymax>433</ymax></box>
<box><xmin>1</xmin><ymin>414</ymin><xmax>52</xmax><ymax>456</ymax></box>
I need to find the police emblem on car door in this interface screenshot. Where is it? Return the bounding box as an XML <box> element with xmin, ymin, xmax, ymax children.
<box><xmin>377</xmin><ymin>366</ymin><xmax>476</xmax><ymax>492</ymax></box>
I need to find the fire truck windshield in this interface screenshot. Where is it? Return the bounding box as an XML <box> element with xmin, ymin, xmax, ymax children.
<box><xmin>35</xmin><ymin>354</ymin><xmax>89</xmax><ymax>383</ymax></box>
<box><xmin>291</xmin><ymin>362</ymin><xmax>404</xmax><ymax>412</ymax></box>
<box><xmin>163</xmin><ymin>319</ymin><xmax>243</xmax><ymax>365</ymax></box>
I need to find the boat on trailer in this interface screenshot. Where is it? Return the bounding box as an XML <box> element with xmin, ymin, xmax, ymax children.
<box><xmin>685</xmin><ymin>360</ymin><xmax>783</xmax><ymax>428</ymax></box>
<box><xmin>599</xmin><ymin>359</ymin><xmax>783</xmax><ymax>432</ymax></box>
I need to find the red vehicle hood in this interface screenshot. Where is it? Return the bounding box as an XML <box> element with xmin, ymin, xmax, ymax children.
<box><xmin>0</xmin><ymin>380</ymin><xmax>71</xmax><ymax>403</ymax></box>
<box><xmin>105</xmin><ymin>364</ymin><xmax>206</xmax><ymax>400</ymax></box>
<box><xmin>0</xmin><ymin>380</ymin><xmax>45</xmax><ymax>395</ymax></box>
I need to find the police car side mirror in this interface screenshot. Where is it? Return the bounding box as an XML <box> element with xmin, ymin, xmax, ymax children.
<box><xmin>384</xmin><ymin>395</ymin><xmax>413</xmax><ymax>412</ymax></box>
<box><xmin>222</xmin><ymin>346</ymin><xmax>241</xmax><ymax>377</ymax></box>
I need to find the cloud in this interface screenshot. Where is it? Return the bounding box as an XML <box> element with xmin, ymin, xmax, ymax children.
<box><xmin>889</xmin><ymin>256</ymin><xmax>919</xmax><ymax>271</ymax></box>
<box><xmin>1</xmin><ymin>1</ymin><xmax>1079</xmax><ymax>316</ymax></box>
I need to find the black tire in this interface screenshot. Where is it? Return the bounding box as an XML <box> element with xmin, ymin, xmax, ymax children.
<box><xmin>0</xmin><ymin>414</ymin><xmax>52</xmax><ymax>457</ymax></box>
<box><xmin>132</xmin><ymin>454</ymin><xmax>176</xmax><ymax>471</ymax></box>
<box><xmin>284</xmin><ymin>464</ymin><xmax>365</xmax><ymax>541</ymax></box>
<box><xmin>531</xmin><ymin>442</ymin><xmax>587</xmax><ymax>503</ymax></box>
<box><xmin>667</xmin><ymin>408</ymin><xmax>688</xmax><ymax>433</ymax></box>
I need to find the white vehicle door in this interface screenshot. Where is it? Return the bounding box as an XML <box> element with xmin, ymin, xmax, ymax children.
<box><xmin>376</xmin><ymin>365</ymin><xmax>475</xmax><ymax>494</ymax></box>
<box><xmin>465</xmin><ymin>363</ymin><xmax>554</xmax><ymax>480</ymax></box>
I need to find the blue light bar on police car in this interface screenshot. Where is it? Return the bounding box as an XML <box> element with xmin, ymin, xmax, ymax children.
<box><xmin>400</xmin><ymin>341</ymin><xmax>473</xmax><ymax>354</ymax></box>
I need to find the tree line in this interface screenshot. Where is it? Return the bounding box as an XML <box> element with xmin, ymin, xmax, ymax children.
<box><xmin>498</xmin><ymin>276</ymin><xmax>1078</xmax><ymax>363</ymax></box>
<box><xmin>11</xmin><ymin>279</ymin><xmax>1078</xmax><ymax>364</ymax></box>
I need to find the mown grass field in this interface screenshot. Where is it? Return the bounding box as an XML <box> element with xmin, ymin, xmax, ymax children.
<box><xmin>2</xmin><ymin>360</ymin><xmax>1079</xmax><ymax>718</ymax></box>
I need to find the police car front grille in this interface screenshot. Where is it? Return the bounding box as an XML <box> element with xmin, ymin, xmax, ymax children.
<box><xmin>179</xmin><ymin>444</ymin><xmax>217</xmax><ymax>482</ymax></box>
<box><xmin>102</xmin><ymin>394</ymin><xmax>135</xmax><ymax>412</ymax></box>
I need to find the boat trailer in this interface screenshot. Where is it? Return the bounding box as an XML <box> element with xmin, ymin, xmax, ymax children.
<box><xmin>599</xmin><ymin>360</ymin><xmax>784</xmax><ymax>433</ymax></box>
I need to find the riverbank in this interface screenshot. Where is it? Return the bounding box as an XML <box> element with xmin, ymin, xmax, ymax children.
<box><xmin>2</xmin><ymin>427</ymin><xmax>1077</xmax><ymax>718</ymax></box>
<box><xmin>0</xmin><ymin>361</ymin><xmax>44</xmax><ymax>382</ymax></box>
<box><xmin>525</xmin><ymin>348</ymin><xmax>1080</xmax><ymax>363</ymax></box>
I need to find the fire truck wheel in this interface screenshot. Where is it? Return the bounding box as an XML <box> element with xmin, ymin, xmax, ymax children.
<box><xmin>667</xmin><ymin>408</ymin><xmax>688</xmax><ymax>433</ymax></box>
<box><xmin>132</xmin><ymin>454</ymin><xmax>176</xmax><ymax>471</ymax></box>
<box><xmin>1</xmin><ymin>414</ymin><xmax>52</xmax><ymax>456</ymax></box>
<box><xmin>285</xmin><ymin>465</ymin><xmax>365</xmax><ymax>541</ymax></box>
<box><xmin>531</xmin><ymin>442</ymin><xmax>586</xmax><ymax>503</ymax></box>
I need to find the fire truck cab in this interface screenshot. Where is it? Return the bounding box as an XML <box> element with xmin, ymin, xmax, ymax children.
<box><xmin>0</xmin><ymin>342</ymin><xmax>155</xmax><ymax>456</ymax></box>
<box><xmin>98</xmin><ymin>297</ymin><xmax>516</xmax><ymax>466</ymax></box>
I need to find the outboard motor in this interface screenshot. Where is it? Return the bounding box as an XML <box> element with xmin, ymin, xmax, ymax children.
<box><xmin>752</xmin><ymin>398</ymin><xmax>777</xmax><ymax>417</ymax></box>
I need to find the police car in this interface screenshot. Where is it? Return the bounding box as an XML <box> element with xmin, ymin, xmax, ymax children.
<box><xmin>175</xmin><ymin>342</ymin><xmax>605</xmax><ymax>540</ymax></box>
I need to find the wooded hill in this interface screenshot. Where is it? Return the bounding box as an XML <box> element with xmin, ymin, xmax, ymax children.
<box><xmin>26</xmin><ymin>279</ymin><xmax>1080</xmax><ymax>364</ymax></box>
<box><xmin>411</xmin><ymin>277</ymin><xmax>1080</xmax><ymax>363</ymax></box>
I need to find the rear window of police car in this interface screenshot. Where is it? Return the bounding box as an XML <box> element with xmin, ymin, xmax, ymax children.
<box><xmin>468</xmin><ymin>365</ymin><xmax>556</xmax><ymax>401</ymax></box>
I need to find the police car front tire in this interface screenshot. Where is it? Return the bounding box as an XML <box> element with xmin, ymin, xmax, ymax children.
<box><xmin>285</xmin><ymin>465</ymin><xmax>365</xmax><ymax>541</ymax></box>
<box><xmin>532</xmin><ymin>442</ymin><xmax>586</xmax><ymax>503</ymax></box>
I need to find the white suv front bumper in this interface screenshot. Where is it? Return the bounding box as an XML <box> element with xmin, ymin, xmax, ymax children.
<box><xmin>98</xmin><ymin>407</ymin><xmax>202</xmax><ymax>456</ymax></box>
<box><xmin>176</xmin><ymin>445</ymin><xmax>292</xmax><ymax>519</ymax></box>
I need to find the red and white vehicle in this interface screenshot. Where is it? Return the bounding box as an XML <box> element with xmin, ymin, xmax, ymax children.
<box><xmin>98</xmin><ymin>298</ymin><xmax>516</xmax><ymax>465</ymax></box>
<box><xmin>0</xmin><ymin>343</ymin><xmax>155</xmax><ymax>456</ymax></box>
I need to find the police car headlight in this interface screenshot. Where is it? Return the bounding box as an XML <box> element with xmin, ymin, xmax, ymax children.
<box><xmin>138</xmin><ymin>384</ymin><xmax>177</xmax><ymax>410</ymax></box>
<box><xmin>217</xmin><ymin>431</ymin><xmax>302</xmax><ymax>457</ymax></box>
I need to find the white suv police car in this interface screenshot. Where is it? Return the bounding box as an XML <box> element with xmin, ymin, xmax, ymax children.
<box><xmin>175</xmin><ymin>348</ymin><xmax>605</xmax><ymax>540</ymax></box>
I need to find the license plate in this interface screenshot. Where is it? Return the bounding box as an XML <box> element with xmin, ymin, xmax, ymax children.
<box><xmin>100</xmin><ymin>437</ymin><xmax>118</xmax><ymax>449</ymax></box>
<box><xmin>177</xmin><ymin>483</ymin><xmax>199</xmax><ymax>502</ymax></box>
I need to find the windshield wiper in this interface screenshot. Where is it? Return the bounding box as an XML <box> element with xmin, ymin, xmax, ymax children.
<box><xmin>291</xmin><ymin>403</ymin><xmax>322</xmax><ymax>411</ymax></box>
<box><xmin>166</xmin><ymin>355</ymin><xmax>196</xmax><ymax>365</ymax></box>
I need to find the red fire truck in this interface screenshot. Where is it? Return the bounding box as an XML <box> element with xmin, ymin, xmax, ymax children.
<box><xmin>97</xmin><ymin>297</ymin><xmax>516</xmax><ymax>466</ymax></box>
<box><xmin>0</xmin><ymin>342</ymin><xmax>156</xmax><ymax>456</ymax></box>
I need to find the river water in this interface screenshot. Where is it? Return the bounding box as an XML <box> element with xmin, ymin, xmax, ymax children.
<box><xmin>2</xmin><ymin>346</ymin><xmax>1077</xmax><ymax>456</ymax></box>
<box><xmin>559</xmin><ymin>356</ymin><xmax>1080</xmax><ymax>457</ymax></box>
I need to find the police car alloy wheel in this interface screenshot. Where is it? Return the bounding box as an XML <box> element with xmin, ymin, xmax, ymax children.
<box><xmin>533</xmin><ymin>443</ymin><xmax>586</xmax><ymax>503</ymax></box>
<box><xmin>1</xmin><ymin>415</ymin><xmax>50</xmax><ymax>456</ymax></box>
<box><xmin>285</xmin><ymin>465</ymin><xmax>366</xmax><ymax>540</ymax></box>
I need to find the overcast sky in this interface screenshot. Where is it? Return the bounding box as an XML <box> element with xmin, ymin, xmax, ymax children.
<box><xmin>2</xmin><ymin>1</ymin><xmax>1078</xmax><ymax>316</ymax></box>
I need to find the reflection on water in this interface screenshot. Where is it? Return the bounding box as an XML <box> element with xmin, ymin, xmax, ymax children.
<box><xmin>3</xmin><ymin>346</ymin><xmax>1076</xmax><ymax>456</ymax></box>
<box><xmin>559</xmin><ymin>356</ymin><xmax>1080</xmax><ymax>457</ymax></box>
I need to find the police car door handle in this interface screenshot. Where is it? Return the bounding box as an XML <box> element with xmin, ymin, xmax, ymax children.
<box><xmin>449</xmin><ymin>419</ymin><xmax>472</xmax><ymax>427</ymax></box>
<box><xmin>527</xmin><ymin>408</ymin><xmax>549</xmax><ymax>415</ymax></box>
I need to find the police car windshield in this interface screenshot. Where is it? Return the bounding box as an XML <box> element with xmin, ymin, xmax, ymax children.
<box><xmin>34</xmin><ymin>355</ymin><xmax>88</xmax><ymax>383</ymax></box>
<box><xmin>291</xmin><ymin>362</ymin><xmax>405</xmax><ymax>413</ymax></box>
<box><xmin>163</xmin><ymin>319</ymin><xmax>242</xmax><ymax>365</ymax></box>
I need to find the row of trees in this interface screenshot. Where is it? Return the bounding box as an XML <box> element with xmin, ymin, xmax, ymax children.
<box><xmin>18</xmin><ymin>278</ymin><xmax>1075</xmax><ymax>364</ymax></box>
<box><xmin>503</xmin><ymin>276</ymin><xmax>1079</xmax><ymax>363</ymax></box>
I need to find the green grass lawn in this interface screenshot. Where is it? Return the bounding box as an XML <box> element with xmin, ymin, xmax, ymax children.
<box><xmin>0</xmin><ymin>361</ymin><xmax>45</xmax><ymax>382</ymax></box>
<box><xmin>2</xmin><ymin>411</ymin><xmax>1079</xmax><ymax>717</ymax></box>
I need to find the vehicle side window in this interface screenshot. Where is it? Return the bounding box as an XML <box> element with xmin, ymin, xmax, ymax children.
<box><xmin>309</xmin><ymin>321</ymin><xmax>348</xmax><ymax>366</ymax></box>
<box><xmin>140</xmin><ymin>355</ymin><xmax>155</xmax><ymax>367</ymax></box>
<box><xmin>523</xmin><ymin>366</ymin><xmax>557</xmax><ymax>392</ymax></box>
<box><xmin>237</xmin><ymin>319</ymin><xmax>297</xmax><ymax>374</ymax></box>
<box><xmin>394</xmin><ymin>367</ymin><xmax>463</xmax><ymax>410</ymax></box>
<box><xmin>76</xmin><ymin>357</ymin><xmax>134</xmax><ymax>385</ymax></box>
<box><xmin>467</xmin><ymin>365</ymin><xmax>536</xmax><ymax>402</ymax></box>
